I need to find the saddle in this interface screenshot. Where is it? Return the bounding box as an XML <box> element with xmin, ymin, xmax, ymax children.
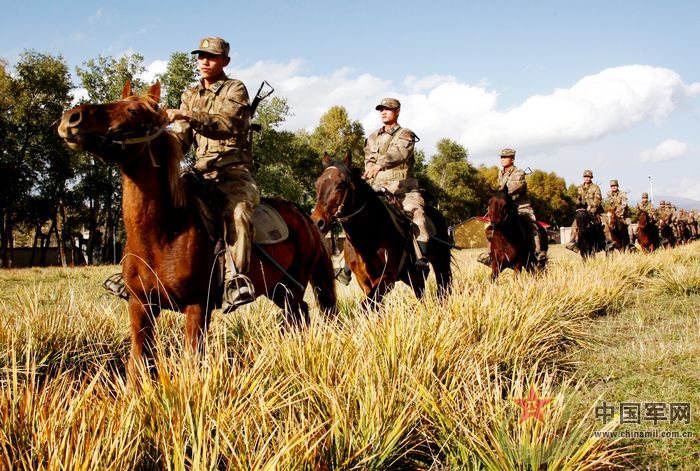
<box><xmin>375</xmin><ymin>188</ymin><xmax>437</xmax><ymax>239</ymax></box>
<box><xmin>184</xmin><ymin>170</ymin><xmax>289</xmax><ymax>245</ymax></box>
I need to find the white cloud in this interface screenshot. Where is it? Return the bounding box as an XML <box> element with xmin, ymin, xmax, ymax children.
<box><xmin>138</xmin><ymin>59</ymin><xmax>168</xmax><ymax>85</ymax></box>
<box><xmin>88</xmin><ymin>8</ymin><xmax>111</xmax><ymax>25</ymax></box>
<box><xmin>221</xmin><ymin>62</ymin><xmax>698</xmax><ymax>160</ymax></box>
<box><xmin>640</xmin><ymin>139</ymin><xmax>689</xmax><ymax>162</ymax></box>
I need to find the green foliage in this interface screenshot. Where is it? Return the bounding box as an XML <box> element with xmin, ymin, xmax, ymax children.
<box><xmin>527</xmin><ymin>169</ymin><xmax>576</xmax><ymax>227</ymax></box>
<box><xmin>75</xmin><ymin>54</ymin><xmax>145</xmax><ymax>102</ymax></box>
<box><xmin>157</xmin><ymin>52</ymin><xmax>197</xmax><ymax>109</ymax></box>
<box><xmin>425</xmin><ymin>139</ymin><xmax>491</xmax><ymax>224</ymax></box>
<box><xmin>253</xmin><ymin>97</ymin><xmax>320</xmax><ymax>208</ymax></box>
<box><xmin>308</xmin><ymin>106</ymin><xmax>365</xmax><ymax>167</ymax></box>
<box><xmin>0</xmin><ymin>51</ymin><xmax>72</xmax><ymax>267</ymax></box>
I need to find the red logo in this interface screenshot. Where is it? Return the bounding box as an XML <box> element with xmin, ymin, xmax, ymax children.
<box><xmin>514</xmin><ymin>385</ymin><xmax>552</xmax><ymax>423</ymax></box>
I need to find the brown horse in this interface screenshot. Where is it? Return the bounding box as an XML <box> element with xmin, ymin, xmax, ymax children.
<box><xmin>658</xmin><ymin>214</ymin><xmax>677</xmax><ymax>248</ymax></box>
<box><xmin>58</xmin><ymin>81</ymin><xmax>336</xmax><ymax>377</ymax></box>
<box><xmin>636</xmin><ymin>210</ymin><xmax>660</xmax><ymax>252</ymax></box>
<box><xmin>605</xmin><ymin>208</ymin><xmax>631</xmax><ymax>252</ymax></box>
<box><xmin>486</xmin><ymin>189</ymin><xmax>548</xmax><ymax>280</ymax></box>
<box><xmin>311</xmin><ymin>153</ymin><xmax>452</xmax><ymax>307</ymax></box>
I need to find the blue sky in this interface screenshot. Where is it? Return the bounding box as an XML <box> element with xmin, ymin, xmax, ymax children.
<box><xmin>2</xmin><ymin>0</ymin><xmax>699</xmax><ymax>204</ymax></box>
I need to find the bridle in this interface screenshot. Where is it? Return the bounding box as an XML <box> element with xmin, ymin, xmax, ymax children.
<box><xmin>322</xmin><ymin>165</ymin><xmax>367</xmax><ymax>224</ymax></box>
<box><xmin>101</xmin><ymin>111</ymin><xmax>168</xmax><ymax>167</ymax></box>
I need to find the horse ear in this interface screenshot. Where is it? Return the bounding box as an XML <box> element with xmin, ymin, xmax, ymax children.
<box><xmin>147</xmin><ymin>81</ymin><xmax>161</xmax><ymax>102</ymax></box>
<box><xmin>343</xmin><ymin>150</ymin><xmax>352</xmax><ymax>168</ymax></box>
<box><xmin>321</xmin><ymin>152</ymin><xmax>331</xmax><ymax>168</ymax></box>
<box><xmin>121</xmin><ymin>80</ymin><xmax>132</xmax><ymax>99</ymax></box>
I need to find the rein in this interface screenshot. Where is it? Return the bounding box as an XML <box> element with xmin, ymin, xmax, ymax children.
<box><xmin>105</xmin><ymin>123</ymin><xmax>168</xmax><ymax>167</ymax></box>
<box><xmin>324</xmin><ymin>165</ymin><xmax>368</xmax><ymax>223</ymax></box>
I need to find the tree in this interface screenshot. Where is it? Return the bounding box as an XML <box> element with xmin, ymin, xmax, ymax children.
<box><xmin>308</xmin><ymin>106</ymin><xmax>365</xmax><ymax>166</ymax></box>
<box><xmin>425</xmin><ymin>139</ymin><xmax>490</xmax><ymax>224</ymax></box>
<box><xmin>0</xmin><ymin>51</ymin><xmax>72</xmax><ymax>267</ymax></box>
<box><xmin>74</xmin><ymin>54</ymin><xmax>146</xmax><ymax>263</ymax></box>
<box><xmin>526</xmin><ymin>170</ymin><xmax>576</xmax><ymax>227</ymax></box>
<box><xmin>252</xmin><ymin>96</ymin><xmax>320</xmax><ymax>208</ymax></box>
<box><xmin>158</xmin><ymin>52</ymin><xmax>197</xmax><ymax>109</ymax></box>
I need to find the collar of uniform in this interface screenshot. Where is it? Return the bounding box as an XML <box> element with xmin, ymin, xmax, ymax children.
<box><xmin>378</xmin><ymin>124</ymin><xmax>401</xmax><ymax>135</ymax></box>
<box><xmin>197</xmin><ymin>74</ymin><xmax>229</xmax><ymax>94</ymax></box>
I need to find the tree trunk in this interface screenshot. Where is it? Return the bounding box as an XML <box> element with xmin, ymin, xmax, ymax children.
<box><xmin>30</xmin><ymin>225</ymin><xmax>41</xmax><ymax>266</ymax></box>
<box><xmin>55</xmin><ymin>201</ymin><xmax>67</xmax><ymax>268</ymax></box>
<box><xmin>0</xmin><ymin>212</ymin><xmax>13</xmax><ymax>268</ymax></box>
<box><xmin>40</xmin><ymin>219</ymin><xmax>55</xmax><ymax>266</ymax></box>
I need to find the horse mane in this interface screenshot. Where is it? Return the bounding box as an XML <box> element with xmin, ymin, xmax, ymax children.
<box><xmin>124</xmin><ymin>91</ymin><xmax>187</xmax><ymax>209</ymax></box>
<box><xmin>328</xmin><ymin>158</ymin><xmax>374</xmax><ymax>194</ymax></box>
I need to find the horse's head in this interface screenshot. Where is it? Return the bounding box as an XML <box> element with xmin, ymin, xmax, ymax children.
<box><xmin>311</xmin><ymin>151</ymin><xmax>359</xmax><ymax>234</ymax></box>
<box><xmin>487</xmin><ymin>186</ymin><xmax>516</xmax><ymax>226</ymax></box>
<box><xmin>605</xmin><ymin>207</ymin><xmax>617</xmax><ymax>226</ymax></box>
<box><xmin>58</xmin><ymin>81</ymin><xmax>167</xmax><ymax>164</ymax></box>
<box><xmin>638</xmin><ymin>210</ymin><xmax>648</xmax><ymax>226</ymax></box>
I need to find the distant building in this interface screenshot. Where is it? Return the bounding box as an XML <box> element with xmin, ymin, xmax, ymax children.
<box><xmin>452</xmin><ymin>216</ymin><xmax>554</xmax><ymax>249</ymax></box>
<box><xmin>450</xmin><ymin>217</ymin><xmax>491</xmax><ymax>249</ymax></box>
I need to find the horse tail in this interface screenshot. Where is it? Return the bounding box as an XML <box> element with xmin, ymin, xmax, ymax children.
<box><xmin>426</xmin><ymin>206</ymin><xmax>452</xmax><ymax>297</ymax></box>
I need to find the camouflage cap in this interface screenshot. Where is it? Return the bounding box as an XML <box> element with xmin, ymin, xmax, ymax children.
<box><xmin>659</xmin><ymin>200</ymin><xmax>666</xmax><ymax>205</ymax></box>
<box><xmin>500</xmin><ymin>148</ymin><xmax>516</xmax><ymax>158</ymax></box>
<box><xmin>375</xmin><ymin>97</ymin><xmax>401</xmax><ymax>110</ymax></box>
<box><xmin>583</xmin><ymin>169</ymin><xmax>593</xmax><ymax>177</ymax></box>
<box><xmin>191</xmin><ymin>37</ymin><xmax>230</xmax><ymax>57</ymax></box>
<box><xmin>610</xmin><ymin>179</ymin><xmax>619</xmax><ymax>186</ymax></box>
<box><xmin>641</xmin><ymin>192</ymin><xmax>648</xmax><ymax>198</ymax></box>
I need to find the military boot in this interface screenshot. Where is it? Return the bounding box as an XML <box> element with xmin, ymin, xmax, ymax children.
<box><xmin>222</xmin><ymin>274</ymin><xmax>256</xmax><ymax>313</ymax></box>
<box><xmin>103</xmin><ymin>273</ymin><xmax>129</xmax><ymax>300</ymax></box>
<box><xmin>477</xmin><ymin>252</ymin><xmax>492</xmax><ymax>266</ymax></box>
<box><xmin>415</xmin><ymin>241</ymin><xmax>430</xmax><ymax>274</ymax></box>
<box><xmin>565</xmin><ymin>240</ymin><xmax>579</xmax><ymax>252</ymax></box>
<box><xmin>334</xmin><ymin>265</ymin><xmax>352</xmax><ymax>286</ymax></box>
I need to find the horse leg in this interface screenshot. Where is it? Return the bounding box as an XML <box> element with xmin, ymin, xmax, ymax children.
<box><xmin>127</xmin><ymin>297</ymin><xmax>160</xmax><ymax>382</ymax></box>
<box><xmin>362</xmin><ymin>280</ymin><xmax>392</xmax><ymax>311</ymax></box>
<box><xmin>184</xmin><ymin>303</ymin><xmax>211</xmax><ymax>355</ymax></box>
<box><xmin>272</xmin><ymin>285</ymin><xmax>310</xmax><ymax>329</ymax></box>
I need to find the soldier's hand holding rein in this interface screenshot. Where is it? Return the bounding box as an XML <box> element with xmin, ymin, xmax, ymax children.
<box><xmin>166</xmin><ymin>109</ymin><xmax>192</xmax><ymax>123</ymax></box>
<box><xmin>363</xmin><ymin>163</ymin><xmax>382</xmax><ymax>180</ymax></box>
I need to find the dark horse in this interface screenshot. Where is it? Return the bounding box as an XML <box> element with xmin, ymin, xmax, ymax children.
<box><xmin>311</xmin><ymin>153</ymin><xmax>451</xmax><ymax>306</ymax></box>
<box><xmin>636</xmin><ymin>210</ymin><xmax>660</xmax><ymax>252</ymax></box>
<box><xmin>605</xmin><ymin>207</ymin><xmax>631</xmax><ymax>252</ymax></box>
<box><xmin>574</xmin><ymin>207</ymin><xmax>606</xmax><ymax>259</ymax></box>
<box><xmin>658</xmin><ymin>214</ymin><xmax>677</xmax><ymax>248</ymax></box>
<box><xmin>486</xmin><ymin>189</ymin><xmax>548</xmax><ymax>280</ymax></box>
<box><xmin>58</xmin><ymin>81</ymin><xmax>336</xmax><ymax>377</ymax></box>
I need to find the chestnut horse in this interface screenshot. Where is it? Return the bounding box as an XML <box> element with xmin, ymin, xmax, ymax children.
<box><xmin>58</xmin><ymin>81</ymin><xmax>336</xmax><ymax>377</ymax></box>
<box><xmin>573</xmin><ymin>207</ymin><xmax>606</xmax><ymax>259</ymax></box>
<box><xmin>486</xmin><ymin>189</ymin><xmax>548</xmax><ymax>280</ymax></box>
<box><xmin>605</xmin><ymin>208</ymin><xmax>631</xmax><ymax>252</ymax></box>
<box><xmin>636</xmin><ymin>210</ymin><xmax>660</xmax><ymax>252</ymax></box>
<box><xmin>311</xmin><ymin>154</ymin><xmax>452</xmax><ymax>307</ymax></box>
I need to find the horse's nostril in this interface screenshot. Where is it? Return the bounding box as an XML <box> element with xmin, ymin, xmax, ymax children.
<box><xmin>316</xmin><ymin>219</ymin><xmax>326</xmax><ymax>231</ymax></box>
<box><xmin>68</xmin><ymin>111</ymin><xmax>82</xmax><ymax>126</ymax></box>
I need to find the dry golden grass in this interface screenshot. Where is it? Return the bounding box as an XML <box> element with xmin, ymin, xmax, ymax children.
<box><xmin>1</xmin><ymin>243</ymin><xmax>698</xmax><ymax>469</ymax></box>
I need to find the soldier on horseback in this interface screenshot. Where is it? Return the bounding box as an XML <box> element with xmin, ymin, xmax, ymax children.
<box><xmin>336</xmin><ymin>97</ymin><xmax>429</xmax><ymax>285</ymax></box>
<box><xmin>477</xmin><ymin>148</ymin><xmax>547</xmax><ymax>266</ymax></box>
<box><xmin>636</xmin><ymin>192</ymin><xmax>655</xmax><ymax>217</ymax></box>
<box><xmin>169</xmin><ymin>37</ymin><xmax>259</xmax><ymax>312</ymax></box>
<box><xmin>605</xmin><ymin>179</ymin><xmax>635</xmax><ymax>248</ymax></box>
<box><xmin>566</xmin><ymin>169</ymin><xmax>613</xmax><ymax>252</ymax></box>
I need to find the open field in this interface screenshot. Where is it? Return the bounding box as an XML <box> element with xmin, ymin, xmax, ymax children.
<box><xmin>1</xmin><ymin>243</ymin><xmax>699</xmax><ymax>469</ymax></box>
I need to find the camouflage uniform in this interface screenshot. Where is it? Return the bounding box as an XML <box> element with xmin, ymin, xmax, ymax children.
<box><xmin>605</xmin><ymin>180</ymin><xmax>633</xmax><ymax>243</ymax></box>
<box><xmin>569</xmin><ymin>170</ymin><xmax>607</xmax><ymax>243</ymax></box>
<box><xmin>496</xmin><ymin>149</ymin><xmax>545</xmax><ymax>258</ymax></box>
<box><xmin>172</xmin><ymin>38</ymin><xmax>259</xmax><ymax>293</ymax></box>
<box><xmin>636</xmin><ymin>193</ymin><xmax>655</xmax><ymax>219</ymax></box>
<box><xmin>364</xmin><ymin>99</ymin><xmax>428</xmax><ymax>246</ymax></box>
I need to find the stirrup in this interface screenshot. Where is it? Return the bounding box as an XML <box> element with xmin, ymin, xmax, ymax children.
<box><xmin>334</xmin><ymin>267</ymin><xmax>352</xmax><ymax>286</ymax></box>
<box><xmin>415</xmin><ymin>257</ymin><xmax>430</xmax><ymax>273</ymax></box>
<box><xmin>222</xmin><ymin>274</ymin><xmax>256</xmax><ymax>313</ymax></box>
<box><xmin>477</xmin><ymin>252</ymin><xmax>491</xmax><ymax>266</ymax></box>
<box><xmin>103</xmin><ymin>273</ymin><xmax>129</xmax><ymax>300</ymax></box>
